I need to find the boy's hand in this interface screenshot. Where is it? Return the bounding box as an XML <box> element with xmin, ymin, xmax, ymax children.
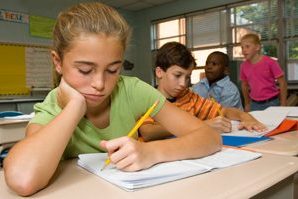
<box><xmin>244</xmin><ymin>104</ymin><xmax>251</xmax><ymax>112</ymax></box>
<box><xmin>205</xmin><ymin>116</ymin><xmax>232</xmax><ymax>133</ymax></box>
<box><xmin>100</xmin><ymin>137</ymin><xmax>155</xmax><ymax>172</ymax></box>
<box><xmin>238</xmin><ymin>119</ymin><xmax>267</xmax><ymax>132</ymax></box>
<box><xmin>57</xmin><ymin>78</ymin><xmax>86</xmax><ymax>111</ymax></box>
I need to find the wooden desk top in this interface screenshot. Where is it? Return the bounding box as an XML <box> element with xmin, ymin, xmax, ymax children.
<box><xmin>0</xmin><ymin>119</ymin><xmax>29</xmax><ymax>126</ymax></box>
<box><xmin>1</xmin><ymin>153</ymin><xmax>298</xmax><ymax>199</ymax></box>
<box><xmin>245</xmin><ymin>130</ymin><xmax>298</xmax><ymax>156</ymax></box>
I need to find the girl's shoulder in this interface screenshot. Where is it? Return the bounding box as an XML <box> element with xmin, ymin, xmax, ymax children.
<box><xmin>117</xmin><ymin>75</ymin><xmax>142</xmax><ymax>87</ymax></box>
<box><xmin>117</xmin><ymin>75</ymin><xmax>154</xmax><ymax>92</ymax></box>
<box><xmin>261</xmin><ymin>55</ymin><xmax>278</xmax><ymax>65</ymax></box>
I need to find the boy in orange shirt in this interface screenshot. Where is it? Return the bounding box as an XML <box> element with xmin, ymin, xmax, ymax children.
<box><xmin>139</xmin><ymin>42</ymin><xmax>266</xmax><ymax>141</ymax></box>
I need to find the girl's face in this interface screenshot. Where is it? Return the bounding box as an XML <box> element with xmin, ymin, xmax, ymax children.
<box><xmin>240</xmin><ymin>39</ymin><xmax>260</xmax><ymax>60</ymax></box>
<box><xmin>156</xmin><ymin>65</ymin><xmax>193</xmax><ymax>99</ymax></box>
<box><xmin>53</xmin><ymin>34</ymin><xmax>124</xmax><ymax>108</ymax></box>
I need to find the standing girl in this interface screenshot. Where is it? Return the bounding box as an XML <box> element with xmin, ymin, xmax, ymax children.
<box><xmin>240</xmin><ymin>33</ymin><xmax>287</xmax><ymax>111</ymax></box>
<box><xmin>4</xmin><ymin>2</ymin><xmax>221</xmax><ymax>196</ymax></box>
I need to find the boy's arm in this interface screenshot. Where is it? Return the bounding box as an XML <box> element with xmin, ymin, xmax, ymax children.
<box><xmin>241</xmin><ymin>81</ymin><xmax>250</xmax><ymax>112</ymax></box>
<box><xmin>277</xmin><ymin>75</ymin><xmax>287</xmax><ymax>106</ymax></box>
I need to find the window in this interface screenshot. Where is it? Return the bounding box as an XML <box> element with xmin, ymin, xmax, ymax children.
<box><xmin>151</xmin><ymin>0</ymin><xmax>298</xmax><ymax>83</ymax></box>
<box><xmin>230</xmin><ymin>0</ymin><xmax>278</xmax><ymax>60</ymax></box>
<box><xmin>285</xmin><ymin>0</ymin><xmax>298</xmax><ymax>81</ymax></box>
<box><xmin>151</xmin><ymin>17</ymin><xmax>186</xmax><ymax>50</ymax></box>
<box><xmin>187</xmin><ymin>9</ymin><xmax>227</xmax><ymax>49</ymax></box>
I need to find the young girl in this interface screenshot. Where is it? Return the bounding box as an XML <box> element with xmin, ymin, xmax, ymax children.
<box><xmin>139</xmin><ymin>42</ymin><xmax>266</xmax><ymax>141</ymax></box>
<box><xmin>3</xmin><ymin>2</ymin><xmax>221</xmax><ymax>196</ymax></box>
<box><xmin>240</xmin><ymin>33</ymin><xmax>287</xmax><ymax>111</ymax></box>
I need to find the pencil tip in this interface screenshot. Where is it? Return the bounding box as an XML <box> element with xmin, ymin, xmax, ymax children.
<box><xmin>100</xmin><ymin>164</ymin><xmax>107</xmax><ymax>171</ymax></box>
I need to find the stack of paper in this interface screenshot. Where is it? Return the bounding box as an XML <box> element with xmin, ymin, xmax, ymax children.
<box><xmin>77</xmin><ymin>148</ymin><xmax>262</xmax><ymax>191</ymax></box>
<box><xmin>266</xmin><ymin>106</ymin><xmax>298</xmax><ymax>117</ymax></box>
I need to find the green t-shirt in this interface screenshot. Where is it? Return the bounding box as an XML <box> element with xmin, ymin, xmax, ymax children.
<box><xmin>30</xmin><ymin>76</ymin><xmax>166</xmax><ymax>159</ymax></box>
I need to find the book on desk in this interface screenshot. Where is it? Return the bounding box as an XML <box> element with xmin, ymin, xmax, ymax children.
<box><xmin>77</xmin><ymin>148</ymin><xmax>262</xmax><ymax>191</ymax></box>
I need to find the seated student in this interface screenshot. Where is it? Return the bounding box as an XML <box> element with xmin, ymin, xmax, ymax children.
<box><xmin>139</xmin><ymin>42</ymin><xmax>266</xmax><ymax>142</ymax></box>
<box><xmin>192</xmin><ymin>51</ymin><xmax>243</xmax><ymax>110</ymax></box>
<box><xmin>3</xmin><ymin>3</ymin><xmax>221</xmax><ymax>196</ymax></box>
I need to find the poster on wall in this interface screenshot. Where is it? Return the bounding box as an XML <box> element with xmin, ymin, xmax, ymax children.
<box><xmin>0</xmin><ymin>9</ymin><xmax>29</xmax><ymax>24</ymax></box>
<box><xmin>29</xmin><ymin>15</ymin><xmax>56</xmax><ymax>39</ymax></box>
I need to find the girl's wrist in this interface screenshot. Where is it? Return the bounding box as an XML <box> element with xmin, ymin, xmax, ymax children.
<box><xmin>67</xmin><ymin>99</ymin><xmax>87</xmax><ymax>117</ymax></box>
<box><xmin>145</xmin><ymin>141</ymin><xmax>164</xmax><ymax>165</ymax></box>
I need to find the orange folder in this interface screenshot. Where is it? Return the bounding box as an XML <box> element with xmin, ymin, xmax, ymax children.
<box><xmin>265</xmin><ymin>119</ymin><xmax>298</xmax><ymax>137</ymax></box>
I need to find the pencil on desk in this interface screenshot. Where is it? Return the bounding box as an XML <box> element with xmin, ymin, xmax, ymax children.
<box><xmin>223</xmin><ymin>145</ymin><xmax>256</xmax><ymax>153</ymax></box>
<box><xmin>100</xmin><ymin>100</ymin><xmax>160</xmax><ymax>171</ymax></box>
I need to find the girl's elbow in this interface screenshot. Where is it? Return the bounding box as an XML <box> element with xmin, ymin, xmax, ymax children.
<box><xmin>4</xmin><ymin>162</ymin><xmax>44</xmax><ymax>196</ymax></box>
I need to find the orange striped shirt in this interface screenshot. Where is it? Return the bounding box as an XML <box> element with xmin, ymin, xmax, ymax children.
<box><xmin>144</xmin><ymin>89</ymin><xmax>221</xmax><ymax>124</ymax></box>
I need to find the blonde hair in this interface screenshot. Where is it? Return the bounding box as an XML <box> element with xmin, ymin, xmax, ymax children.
<box><xmin>52</xmin><ymin>2</ymin><xmax>131</xmax><ymax>59</ymax></box>
<box><xmin>240</xmin><ymin>33</ymin><xmax>261</xmax><ymax>45</ymax></box>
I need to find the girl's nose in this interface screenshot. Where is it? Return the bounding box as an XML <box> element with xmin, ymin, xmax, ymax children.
<box><xmin>91</xmin><ymin>73</ymin><xmax>105</xmax><ymax>91</ymax></box>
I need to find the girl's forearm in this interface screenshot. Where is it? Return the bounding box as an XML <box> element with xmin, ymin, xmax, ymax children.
<box><xmin>4</xmin><ymin>101</ymin><xmax>85</xmax><ymax>196</ymax></box>
<box><xmin>147</xmin><ymin>125</ymin><xmax>222</xmax><ymax>164</ymax></box>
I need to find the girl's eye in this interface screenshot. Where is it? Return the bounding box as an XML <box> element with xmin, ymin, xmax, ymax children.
<box><xmin>78</xmin><ymin>69</ymin><xmax>92</xmax><ymax>75</ymax></box>
<box><xmin>107</xmin><ymin>69</ymin><xmax>118</xmax><ymax>74</ymax></box>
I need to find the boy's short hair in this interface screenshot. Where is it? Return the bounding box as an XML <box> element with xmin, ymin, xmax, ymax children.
<box><xmin>208</xmin><ymin>51</ymin><xmax>230</xmax><ymax>67</ymax></box>
<box><xmin>240</xmin><ymin>33</ymin><xmax>261</xmax><ymax>45</ymax></box>
<box><xmin>155</xmin><ymin>42</ymin><xmax>196</xmax><ymax>71</ymax></box>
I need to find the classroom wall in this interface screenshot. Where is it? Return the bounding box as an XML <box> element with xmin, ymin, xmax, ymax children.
<box><xmin>0</xmin><ymin>0</ymin><xmax>244</xmax><ymax>86</ymax></box>
<box><xmin>0</xmin><ymin>0</ymin><xmax>136</xmax><ymax>77</ymax></box>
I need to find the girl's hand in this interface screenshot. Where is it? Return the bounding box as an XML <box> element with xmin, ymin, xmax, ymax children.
<box><xmin>205</xmin><ymin>116</ymin><xmax>232</xmax><ymax>133</ymax></box>
<box><xmin>100</xmin><ymin>137</ymin><xmax>155</xmax><ymax>171</ymax></box>
<box><xmin>57</xmin><ymin>78</ymin><xmax>86</xmax><ymax>111</ymax></box>
<box><xmin>238</xmin><ymin>119</ymin><xmax>267</xmax><ymax>132</ymax></box>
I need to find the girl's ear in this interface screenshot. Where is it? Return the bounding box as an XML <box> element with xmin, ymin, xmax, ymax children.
<box><xmin>51</xmin><ymin>51</ymin><xmax>62</xmax><ymax>74</ymax></box>
<box><xmin>256</xmin><ymin>44</ymin><xmax>261</xmax><ymax>52</ymax></box>
<box><xmin>155</xmin><ymin>66</ymin><xmax>163</xmax><ymax>79</ymax></box>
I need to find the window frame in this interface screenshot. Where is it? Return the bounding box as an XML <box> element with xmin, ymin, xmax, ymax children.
<box><xmin>151</xmin><ymin>0</ymin><xmax>298</xmax><ymax>84</ymax></box>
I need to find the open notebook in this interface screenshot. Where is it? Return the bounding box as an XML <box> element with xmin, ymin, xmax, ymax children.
<box><xmin>77</xmin><ymin>148</ymin><xmax>262</xmax><ymax>191</ymax></box>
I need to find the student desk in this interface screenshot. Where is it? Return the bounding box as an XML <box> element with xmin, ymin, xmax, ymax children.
<box><xmin>0</xmin><ymin>119</ymin><xmax>28</xmax><ymax>149</ymax></box>
<box><xmin>1</xmin><ymin>153</ymin><xmax>298</xmax><ymax>199</ymax></box>
<box><xmin>244</xmin><ymin>130</ymin><xmax>298</xmax><ymax>156</ymax></box>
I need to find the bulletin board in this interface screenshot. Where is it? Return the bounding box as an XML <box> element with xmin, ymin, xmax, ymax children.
<box><xmin>0</xmin><ymin>42</ymin><xmax>53</xmax><ymax>95</ymax></box>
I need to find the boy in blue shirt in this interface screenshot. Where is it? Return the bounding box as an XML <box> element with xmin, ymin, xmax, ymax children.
<box><xmin>193</xmin><ymin>51</ymin><xmax>243</xmax><ymax>110</ymax></box>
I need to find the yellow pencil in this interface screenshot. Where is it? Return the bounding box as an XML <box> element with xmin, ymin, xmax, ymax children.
<box><xmin>100</xmin><ymin>100</ymin><xmax>160</xmax><ymax>171</ymax></box>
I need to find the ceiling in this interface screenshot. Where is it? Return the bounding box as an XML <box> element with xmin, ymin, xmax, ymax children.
<box><xmin>99</xmin><ymin>0</ymin><xmax>178</xmax><ymax>11</ymax></box>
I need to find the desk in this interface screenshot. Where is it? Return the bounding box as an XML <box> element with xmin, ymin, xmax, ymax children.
<box><xmin>244</xmin><ymin>131</ymin><xmax>298</xmax><ymax>156</ymax></box>
<box><xmin>0</xmin><ymin>98</ymin><xmax>43</xmax><ymax>114</ymax></box>
<box><xmin>0</xmin><ymin>119</ymin><xmax>28</xmax><ymax>144</ymax></box>
<box><xmin>0</xmin><ymin>119</ymin><xmax>28</xmax><ymax>160</ymax></box>
<box><xmin>1</xmin><ymin>153</ymin><xmax>298</xmax><ymax>199</ymax></box>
